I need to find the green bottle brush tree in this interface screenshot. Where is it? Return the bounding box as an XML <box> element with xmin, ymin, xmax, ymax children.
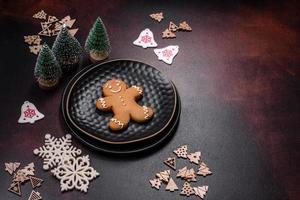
<box><xmin>52</xmin><ymin>25</ymin><xmax>82</xmax><ymax>71</ymax></box>
<box><xmin>85</xmin><ymin>17</ymin><xmax>111</xmax><ymax>62</ymax></box>
<box><xmin>34</xmin><ymin>43</ymin><xmax>62</xmax><ymax>90</ymax></box>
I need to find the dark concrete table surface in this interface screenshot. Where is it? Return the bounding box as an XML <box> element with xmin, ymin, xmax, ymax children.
<box><xmin>0</xmin><ymin>0</ymin><xmax>299</xmax><ymax>199</ymax></box>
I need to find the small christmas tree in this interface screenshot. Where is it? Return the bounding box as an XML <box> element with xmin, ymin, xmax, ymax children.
<box><xmin>52</xmin><ymin>25</ymin><xmax>82</xmax><ymax>71</ymax></box>
<box><xmin>34</xmin><ymin>43</ymin><xmax>62</xmax><ymax>90</ymax></box>
<box><xmin>85</xmin><ymin>17</ymin><xmax>111</xmax><ymax>62</ymax></box>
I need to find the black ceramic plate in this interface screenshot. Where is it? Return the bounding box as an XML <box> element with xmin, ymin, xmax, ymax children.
<box><xmin>62</xmin><ymin>90</ymin><xmax>181</xmax><ymax>154</ymax></box>
<box><xmin>61</xmin><ymin>60</ymin><xmax>180</xmax><ymax>152</ymax></box>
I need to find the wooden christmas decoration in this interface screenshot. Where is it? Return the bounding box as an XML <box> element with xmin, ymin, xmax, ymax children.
<box><xmin>180</xmin><ymin>182</ymin><xmax>195</xmax><ymax>197</ymax></box>
<box><xmin>193</xmin><ymin>186</ymin><xmax>208</xmax><ymax>199</ymax></box>
<box><xmin>165</xmin><ymin>178</ymin><xmax>178</xmax><ymax>192</ymax></box>
<box><xmin>187</xmin><ymin>151</ymin><xmax>201</xmax><ymax>164</ymax></box>
<box><xmin>30</xmin><ymin>176</ymin><xmax>43</xmax><ymax>188</ymax></box>
<box><xmin>5</xmin><ymin>162</ymin><xmax>20</xmax><ymax>175</ymax></box>
<box><xmin>59</xmin><ymin>16</ymin><xmax>76</xmax><ymax>28</ymax></box>
<box><xmin>197</xmin><ymin>162</ymin><xmax>212</xmax><ymax>177</ymax></box>
<box><xmin>38</xmin><ymin>28</ymin><xmax>51</xmax><ymax>37</ymax></box>
<box><xmin>33</xmin><ymin>37</ymin><xmax>42</xmax><ymax>45</ymax></box>
<box><xmin>168</xmin><ymin>21</ymin><xmax>178</xmax><ymax>32</ymax></box>
<box><xmin>179</xmin><ymin>21</ymin><xmax>192</xmax><ymax>31</ymax></box>
<box><xmin>33</xmin><ymin>10</ymin><xmax>47</xmax><ymax>20</ymax></box>
<box><xmin>69</xmin><ymin>28</ymin><xmax>78</xmax><ymax>37</ymax></box>
<box><xmin>16</xmin><ymin>162</ymin><xmax>35</xmax><ymax>178</ymax></box>
<box><xmin>185</xmin><ymin>168</ymin><xmax>197</xmax><ymax>182</ymax></box>
<box><xmin>149</xmin><ymin>12</ymin><xmax>164</xmax><ymax>22</ymax></box>
<box><xmin>47</xmin><ymin>15</ymin><xmax>58</xmax><ymax>23</ymax></box>
<box><xmin>65</xmin><ymin>19</ymin><xmax>76</xmax><ymax>28</ymax></box>
<box><xmin>29</xmin><ymin>45</ymin><xmax>42</xmax><ymax>55</ymax></box>
<box><xmin>162</xmin><ymin>29</ymin><xmax>176</xmax><ymax>39</ymax></box>
<box><xmin>24</xmin><ymin>35</ymin><xmax>39</xmax><ymax>45</ymax></box>
<box><xmin>34</xmin><ymin>134</ymin><xmax>81</xmax><ymax>170</ymax></box>
<box><xmin>51</xmin><ymin>155</ymin><xmax>99</xmax><ymax>192</ymax></box>
<box><xmin>13</xmin><ymin>171</ymin><xmax>29</xmax><ymax>183</ymax></box>
<box><xmin>149</xmin><ymin>178</ymin><xmax>162</xmax><ymax>190</ymax></box>
<box><xmin>28</xmin><ymin>190</ymin><xmax>42</xmax><ymax>200</ymax></box>
<box><xmin>40</xmin><ymin>22</ymin><xmax>51</xmax><ymax>30</ymax></box>
<box><xmin>8</xmin><ymin>182</ymin><xmax>21</xmax><ymax>196</ymax></box>
<box><xmin>177</xmin><ymin>166</ymin><xmax>188</xmax><ymax>178</ymax></box>
<box><xmin>164</xmin><ymin>157</ymin><xmax>176</xmax><ymax>170</ymax></box>
<box><xmin>156</xmin><ymin>169</ymin><xmax>170</xmax><ymax>183</ymax></box>
<box><xmin>173</xmin><ymin>145</ymin><xmax>188</xmax><ymax>158</ymax></box>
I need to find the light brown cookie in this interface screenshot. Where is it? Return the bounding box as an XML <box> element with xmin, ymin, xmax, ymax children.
<box><xmin>96</xmin><ymin>80</ymin><xmax>154</xmax><ymax>131</ymax></box>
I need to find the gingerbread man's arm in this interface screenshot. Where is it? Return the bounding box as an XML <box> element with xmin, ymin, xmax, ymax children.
<box><xmin>125</xmin><ymin>86</ymin><xmax>143</xmax><ymax>100</ymax></box>
<box><xmin>96</xmin><ymin>96</ymin><xmax>113</xmax><ymax>111</ymax></box>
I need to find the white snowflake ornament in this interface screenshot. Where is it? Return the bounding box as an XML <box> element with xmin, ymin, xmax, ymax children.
<box><xmin>154</xmin><ymin>45</ymin><xmax>179</xmax><ymax>65</ymax></box>
<box><xmin>33</xmin><ymin>134</ymin><xmax>82</xmax><ymax>170</ymax></box>
<box><xmin>18</xmin><ymin>101</ymin><xmax>44</xmax><ymax>124</ymax></box>
<box><xmin>51</xmin><ymin>155</ymin><xmax>99</xmax><ymax>193</ymax></box>
<box><xmin>133</xmin><ymin>28</ymin><xmax>158</xmax><ymax>48</ymax></box>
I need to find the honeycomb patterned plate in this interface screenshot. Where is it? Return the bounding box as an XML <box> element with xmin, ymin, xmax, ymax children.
<box><xmin>61</xmin><ymin>60</ymin><xmax>180</xmax><ymax>150</ymax></box>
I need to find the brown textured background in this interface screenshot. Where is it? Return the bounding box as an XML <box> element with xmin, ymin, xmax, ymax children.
<box><xmin>0</xmin><ymin>0</ymin><xmax>299</xmax><ymax>199</ymax></box>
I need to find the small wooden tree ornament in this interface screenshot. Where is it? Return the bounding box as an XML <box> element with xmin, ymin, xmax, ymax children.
<box><xmin>179</xmin><ymin>21</ymin><xmax>192</xmax><ymax>31</ymax></box>
<box><xmin>180</xmin><ymin>182</ymin><xmax>195</xmax><ymax>197</ymax></box>
<box><xmin>33</xmin><ymin>10</ymin><xmax>47</xmax><ymax>20</ymax></box>
<box><xmin>164</xmin><ymin>157</ymin><xmax>176</xmax><ymax>170</ymax></box>
<box><xmin>168</xmin><ymin>22</ymin><xmax>179</xmax><ymax>32</ymax></box>
<box><xmin>156</xmin><ymin>169</ymin><xmax>170</xmax><ymax>183</ymax></box>
<box><xmin>187</xmin><ymin>151</ymin><xmax>201</xmax><ymax>164</ymax></box>
<box><xmin>162</xmin><ymin>29</ymin><xmax>176</xmax><ymax>39</ymax></box>
<box><xmin>185</xmin><ymin>168</ymin><xmax>197</xmax><ymax>182</ymax></box>
<box><xmin>28</xmin><ymin>190</ymin><xmax>42</xmax><ymax>200</ymax></box>
<box><xmin>173</xmin><ymin>145</ymin><xmax>188</xmax><ymax>158</ymax></box>
<box><xmin>29</xmin><ymin>45</ymin><xmax>42</xmax><ymax>55</ymax></box>
<box><xmin>177</xmin><ymin>166</ymin><xmax>188</xmax><ymax>178</ymax></box>
<box><xmin>193</xmin><ymin>186</ymin><xmax>209</xmax><ymax>199</ymax></box>
<box><xmin>5</xmin><ymin>162</ymin><xmax>20</xmax><ymax>175</ymax></box>
<box><xmin>149</xmin><ymin>178</ymin><xmax>162</xmax><ymax>190</ymax></box>
<box><xmin>165</xmin><ymin>178</ymin><xmax>178</xmax><ymax>192</ymax></box>
<box><xmin>8</xmin><ymin>182</ymin><xmax>21</xmax><ymax>196</ymax></box>
<box><xmin>149</xmin><ymin>12</ymin><xmax>164</xmax><ymax>22</ymax></box>
<box><xmin>197</xmin><ymin>162</ymin><xmax>212</xmax><ymax>177</ymax></box>
<box><xmin>30</xmin><ymin>176</ymin><xmax>43</xmax><ymax>188</ymax></box>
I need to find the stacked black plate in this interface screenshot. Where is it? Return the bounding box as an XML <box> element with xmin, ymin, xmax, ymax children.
<box><xmin>61</xmin><ymin>59</ymin><xmax>181</xmax><ymax>154</ymax></box>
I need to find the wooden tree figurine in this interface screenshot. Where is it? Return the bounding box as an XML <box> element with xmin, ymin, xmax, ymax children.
<box><xmin>85</xmin><ymin>17</ymin><xmax>111</xmax><ymax>62</ymax></box>
<box><xmin>34</xmin><ymin>43</ymin><xmax>62</xmax><ymax>90</ymax></box>
<box><xmin>52</xmin><ymin>25</ymin><xmax>82</xmax><ymax>71</ymax></box>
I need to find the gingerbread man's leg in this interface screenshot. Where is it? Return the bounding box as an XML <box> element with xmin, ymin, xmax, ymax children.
<box><xmin>109</xmin><ymin>112</ymin><xmax>130</xmax><ymax>131</ymax></box>
<box><xmin>130</xmin><ymin>105</ymin><xmax>154</xmax><ymax>123</ymax></box>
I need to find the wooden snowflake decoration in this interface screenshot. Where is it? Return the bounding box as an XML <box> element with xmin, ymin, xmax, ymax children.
<box><xmin>51</xmin><ymin>155</ymin><xmax>99</xmax><ymax>193</ymax></box>
<box><xmin>33</xmin><ymin>134</ymin><xmax>82</xmax><ymax>170</ymax></box>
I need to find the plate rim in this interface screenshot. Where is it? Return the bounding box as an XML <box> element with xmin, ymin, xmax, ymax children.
<box><xmin>62</xmin><ymin>59</ymin><xmax>177</xmax><ymax>145</ymax></box>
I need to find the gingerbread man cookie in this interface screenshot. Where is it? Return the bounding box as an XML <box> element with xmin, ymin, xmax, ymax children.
<box><xmin>96</xmin><ymin>80</ymin><xmax>154</xmax><ymax>131</ymax></box>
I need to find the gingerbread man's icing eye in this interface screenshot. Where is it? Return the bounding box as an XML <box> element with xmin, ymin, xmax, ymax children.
<box><xmin>108</xmin><ymin>85</ymin><xmax>112</xmax><ymax>89</ymax></box>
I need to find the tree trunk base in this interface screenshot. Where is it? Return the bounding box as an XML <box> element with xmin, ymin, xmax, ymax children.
<box><xmin>38</xmin><ymin>79</ymin><xmax>59</xmax><ymax>90</ymax></box>
<box><xmin>89</xmin><ymin>51</ymin><xmax>109</xmax><ymax>63</ymax></box>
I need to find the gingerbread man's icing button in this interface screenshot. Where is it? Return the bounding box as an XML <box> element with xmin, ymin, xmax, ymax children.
<box><xmin>96</xmin><ymin>79</ymin><xmax>154</xmax><ymax>131</ymax></box>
